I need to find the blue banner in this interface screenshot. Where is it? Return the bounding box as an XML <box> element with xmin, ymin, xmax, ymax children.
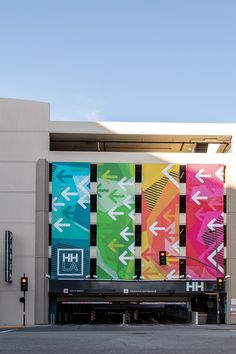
<box><xmin>51</xmin><ymin>162</ymin><xmax>90</xmax><ymax>279</ymax></box>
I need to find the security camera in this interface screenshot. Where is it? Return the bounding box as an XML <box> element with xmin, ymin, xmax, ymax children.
<box><xmin>45</xmin><ymin>274</ymin><xmax>51</xmax><ymax>279</ymax></box>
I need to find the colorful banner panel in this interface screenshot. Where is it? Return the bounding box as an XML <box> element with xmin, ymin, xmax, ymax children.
<box><xmin>186</xmin><ymin>164</ymin><xmax>224</xmax><ymax>279</ymax></box>
<box><xmin>97</xmin><ymin>163</ymin><xmax>135</xmax><ymax>280</ymax></box>
<box><xmin>51</xmin><ymin>162</ymin><xmax>90</xmax><ymax>279</ymax></box>
<box><xmin>141</xmin><ymin>164</ymin><xmax>180</xmax><ymax>280</ymax></box>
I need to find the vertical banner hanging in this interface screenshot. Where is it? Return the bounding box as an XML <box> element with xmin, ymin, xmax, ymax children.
<box><xmin>97</xmin><ymin>163</ymin><xmax>135</xmax><ymax>280</ymax></box>
<box><xmin>51</xmin><ymin>162</ymin><xmax>90</xmax><ymax>279</ymax></box>
<box><xmin>186</xmin><ymin>164</ymin><xmax>224</xmax><ymax>279</ymax></box>
<box><xmin>141</xmin><ymin>164</ymin><xmax>180</xmax><ymax>280</ymax></box>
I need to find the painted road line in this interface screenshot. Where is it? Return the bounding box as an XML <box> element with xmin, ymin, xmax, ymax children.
<box><xmin>0</xmin><ymin>329</ymin><xmax>15</xmax><ymax>334</ymax></box>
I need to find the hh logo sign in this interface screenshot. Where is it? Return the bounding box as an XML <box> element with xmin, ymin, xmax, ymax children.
<box><xmin>186</xmin><ymin>281</ymin><xmax>205</xmax><ymax>292</ymax></box>
<box><xmin>57</xmin><ymin>249</ymin><xmax>84</xmax><ymax>276</ymax></box>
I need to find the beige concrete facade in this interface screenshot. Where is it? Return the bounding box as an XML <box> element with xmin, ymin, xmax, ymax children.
<box><xmin>0</xmin><ymin>98</ymin><xmax>236</xmax><ymax>324</ymax></box>
<box><xmin>0</xmin><ymin>99</ymin><xmax>49</xmax><ymax>325</ymax></box>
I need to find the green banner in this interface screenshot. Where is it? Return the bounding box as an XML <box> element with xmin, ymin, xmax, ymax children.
<box><xmin>97</xmin><ymin>163</ymin><xmax>135</xmax><ymax>280</ymax></box>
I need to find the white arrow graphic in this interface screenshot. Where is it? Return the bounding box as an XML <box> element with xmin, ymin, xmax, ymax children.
<box><xmin>54</xmin><ymin>217</ymin><xmax>70</xmax><ymax>232</ymax></box>
<box><xmin>166</xmin><ymin>269</ymin><xmax>176</xmax><ymax>280</ymax></box>
<box><xmin>192</xmin><ymin>191</ymin><xmax>208</xmax><ymax>205</ymax></box>
<box><xmin>195</xmin><ymin>168</ymin><xmax>212</xmax><ymax>184</ymax></box>
<box><xmin>207</xmin><ymin>242</ymin><xmax>224</xmax><ymax>274</ymax></box>
<box><xmin>172</xmin><ymin>240</ymin><xmax>180</xmax><ymax>254</ymax></box>
<box><xmin>207</xmin><ymin>218</ymin><xmax>224</xmax><ymax>232</ymax></box>
<box><xmin>78</xmin><ymin>194</ymin><xmax>90</xmax><ymax>209</ymax></box>
<box><xmin>149</xmin><ymin>221</ymin><xmax>165</xmax><ymax>236</ymax></box>
<box><xmin>128</xmin><ymin>242</ymin><xmax>135</xmax><ymax>255</ymax></box>
<box><xmin>119</xmin><ymin>251</ymin><xmax>134</xmax><ymax>266</ymax></box>
<box><xmin>215</xmin><ymin>166</ymin><xmax>224</xmax><ymax>182</ymax></box>
<box><xmin>128</xmin><ymin>209</ymin><xmax>135</xmax><ymax>221</ymax></box>
<box><xmin>162</xmin><ymin>164</ymin><xmax>179</xmax><ymax>189</ymax></box>
<box><xmin>122</xmin><ymin>195</ymin><xmax>134</xmax><ymax>210</ymax></box>
<box><xmin>77</xmin><ymin>175</ymin><xmax>90</xmax><ymax>195</ymax></box>
<box><xmin>120</xmin><ymin>227</ymin><xmax>134</xmax><ymax>242</ymax></box>
<box><xmin>52</xmin><ymin>197</ymin><xmax>65</xmax><ymax>212</ymax></box>
<box><xmin>108</xmin><ymin>206</ymin><xmax>124</xmax><ymax>221</ymax></box>
<box><xmin>118</xmin><ymin>177</ymin><xmax>134</xmax><ymax>191</ymax></box>
<box><xmin>61</xmin><ymin>187</ymin><xmax>78</xmax><ymax>201</ymax></box>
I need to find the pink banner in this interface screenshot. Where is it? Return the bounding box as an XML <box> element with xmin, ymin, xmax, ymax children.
<box><xmin>186</xmin><ymin>164</ymin><xmax>224</xmax><ymax>279</ymax></box>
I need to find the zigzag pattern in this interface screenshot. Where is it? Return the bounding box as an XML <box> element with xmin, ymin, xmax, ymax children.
<box><xmin>144</xmin><ymin>176</ymin><xmax>168</xmax><ymax>211</ymax></box>
<box><xmin>169</xmin><ymin>170</ymin><xmax>179</xmax><ymax>181</ymax></box>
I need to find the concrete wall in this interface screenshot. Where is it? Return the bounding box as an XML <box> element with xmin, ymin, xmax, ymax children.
<box><xmin>0</xmin><ymin>99</ymin><xmax>49</xmax><ymax>325</ymax></box>
<box><xmin>35</xmin><ymin>159</ymin><xmax>49</xmax><ymax>324</ymax></box>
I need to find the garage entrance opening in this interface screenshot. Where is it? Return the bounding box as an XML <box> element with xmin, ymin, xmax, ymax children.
<box><xmin>57</xmin><ymin>302</ymin><xmax>190</xmax><ymax>324</ymax></box>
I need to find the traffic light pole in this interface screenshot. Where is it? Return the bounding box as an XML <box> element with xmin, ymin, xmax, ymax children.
<box><xmin>23</xmin><ymin>272</ymin><xmax>26</xmax><ymax>326</ymax></box>
<box><xmin>167</xmin><ymin>255</ymin><xmax>224</xmax><ymax>324</ymax></box>
<box><xmin>23</xmin><ymin>290</ymin><xmax>26</xmax><ymax>326</ymax></box>
<box><xmin>20</xmin><ymin>273</ymin><xmax>27</xmax><ymax>326</ymax></box>
<box><xmin>216</xmin><ymin>292</ymin><xmax>220</xmax><ymax>325</ymax></box>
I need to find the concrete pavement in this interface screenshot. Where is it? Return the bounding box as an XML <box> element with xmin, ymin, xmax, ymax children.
<box><xmin>0</xmin><ymin>324</ymin><xmax>236</xmax><ymax>354</ymax></box>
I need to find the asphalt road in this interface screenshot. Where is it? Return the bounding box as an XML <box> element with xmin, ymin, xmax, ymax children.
<box><xmin>0</xmin><ymin>324</ymin><xmax>236</xmax><ymax>354</ymax></box>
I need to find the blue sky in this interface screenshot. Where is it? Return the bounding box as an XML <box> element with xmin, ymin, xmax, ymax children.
<box><xmin>0</xmin><ymin>0</ymin><xmax>236</xmax><ymax>122</ymax></box>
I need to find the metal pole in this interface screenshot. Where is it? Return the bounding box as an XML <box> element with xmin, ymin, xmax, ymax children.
<box><xmin>23</xmin><ymin>273</ymin><xmax>26</xmax><ymax>326</ymax></box>
<box><xmin>23</xmin><ymin>290</ymin><xmax>26</xmax><ymax>326</ymax></box>
<box><xmin>217</xmin><ymin>293</ymin><xmax>220</xmax><ymax>325</ymax></box>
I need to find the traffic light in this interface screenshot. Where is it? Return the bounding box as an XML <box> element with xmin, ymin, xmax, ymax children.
<box><xmin>20</xmin><ymin>276</ymin><xmax>28</xmax><ymax>292</ymax></box>
<box><xmin>159</xmin><ymin>251</ymin><xmax>166</xmax><ymax>265</ymax></box>
<box><xmin>217</xmin><ymin>277</ymin><xmax>224</xmax><ymax>291</ymax></box>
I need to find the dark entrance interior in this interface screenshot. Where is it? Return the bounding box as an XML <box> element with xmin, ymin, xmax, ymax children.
<box><xmin>53</xmin><ymin>292</ymin><xmax>225</xmax><ymax>324</ymax></box>
<box><xmin>57</xmin><ymin>302</ymin><xmax>190</xmax><ymax>324</ymax></box>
